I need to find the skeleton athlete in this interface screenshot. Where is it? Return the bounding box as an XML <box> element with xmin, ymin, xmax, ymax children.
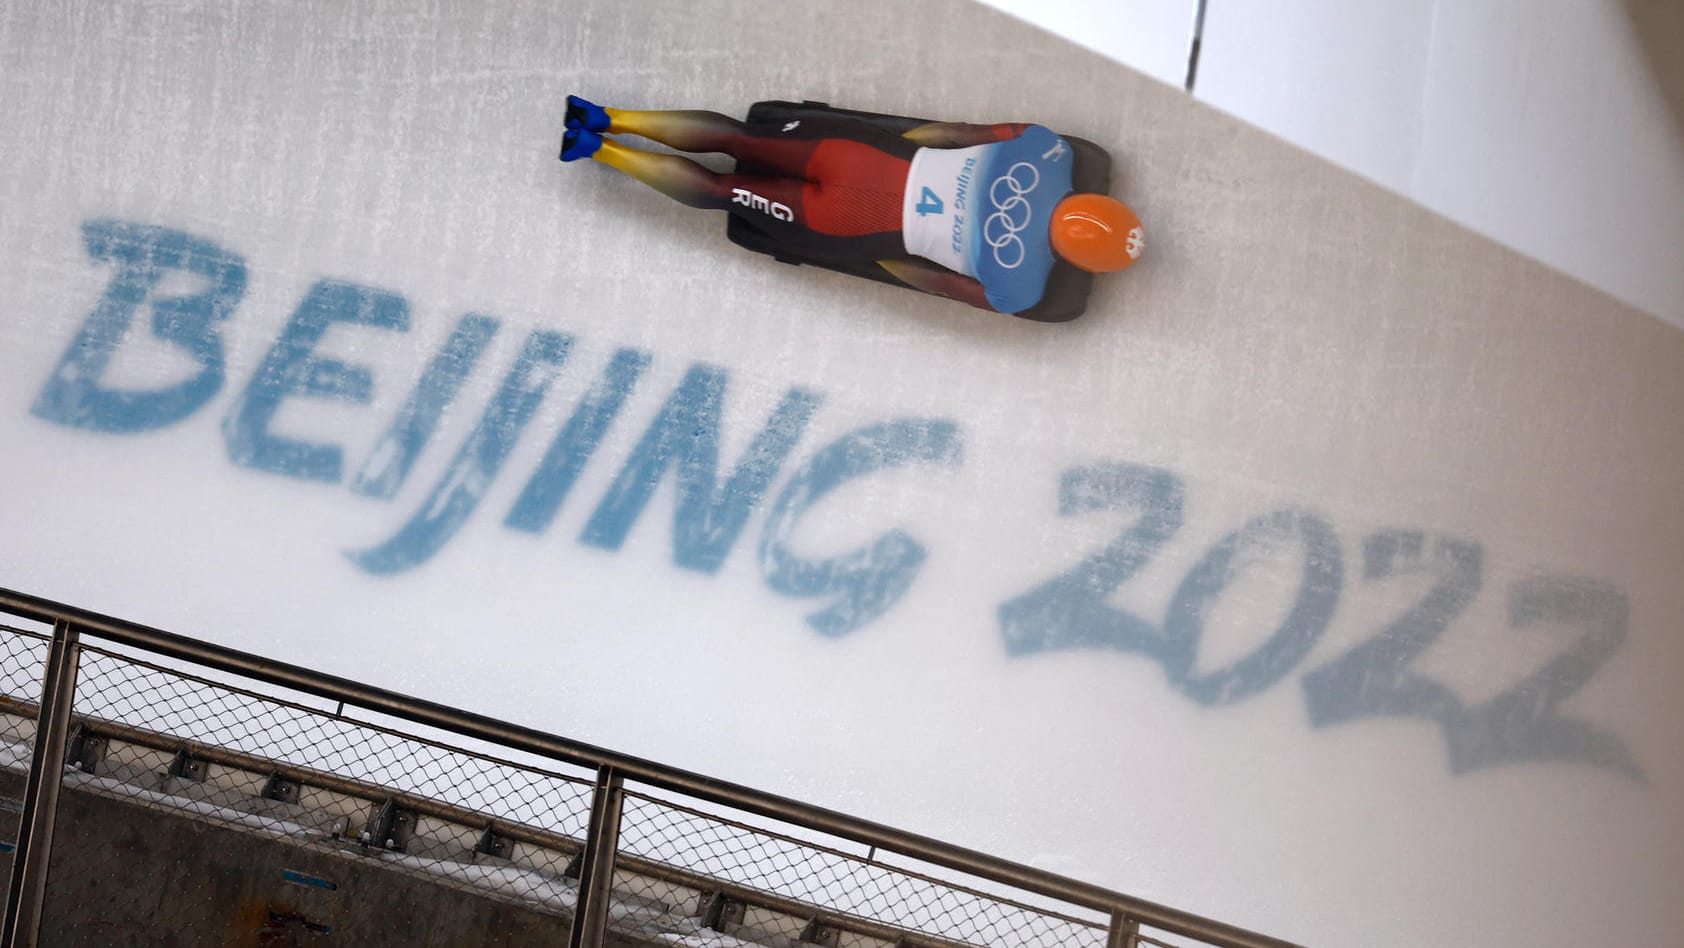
<box><xmin>561</xmin><ymin>95</ymin><xmax>1143</xmax><ymax>315</ymax></box>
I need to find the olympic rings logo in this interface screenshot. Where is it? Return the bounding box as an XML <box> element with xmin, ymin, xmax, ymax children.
<box><xmin>983</xmin><ymin>162</ymin><xmax>1040</xmax><ymax>270</ymax></box>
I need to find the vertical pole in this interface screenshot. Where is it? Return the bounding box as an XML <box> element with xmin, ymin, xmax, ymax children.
<box><xmin>1107</xmin><ymin>910</ymin><xmax>1142</xmax><ymax>948</ymax></box>
<box><xmin>568</xmin><ymin>765</ymin><xmax>624</xmax><ymax>948</ymax></box>
<box><xmin>2</xmin><ymin>621</ymin><xmax>81</xmax><ymax>948</ymax></box>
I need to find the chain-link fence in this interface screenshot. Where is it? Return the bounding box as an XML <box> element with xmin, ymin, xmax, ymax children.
<box><xmin>0</xmin><ymin>623</ymin><xmax>49</xmax><ymax>766</ymax></box>
<box><xmin>47</xmin><ymin>642</ymin><xmax>598</xmax><ymax>940</ymax></box>
<box><xmin>0</xmin><ymin>591</ymin><xmax>1298</xmax><ymax>948</ymax></box>
<box><xmin>611</xmin><ymin>788</ymin><xmax>1112</xmax><ymax>947</ymax></box>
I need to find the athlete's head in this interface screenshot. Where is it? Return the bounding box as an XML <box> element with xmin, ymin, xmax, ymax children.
<box><xmin>1049</xmin><ymin>193</ymin><xmax>1144</xmax><ymax>273</ymax></box>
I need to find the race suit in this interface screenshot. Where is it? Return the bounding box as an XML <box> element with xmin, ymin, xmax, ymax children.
<box><xmin>589</xmin><ymin>108</ymin><xmax>1077</xmax><ymax>313</ymax></box>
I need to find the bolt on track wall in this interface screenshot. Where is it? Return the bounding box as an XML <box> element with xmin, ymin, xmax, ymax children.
<box><xmin>0</xmin><ymin>1</ymin><xmax>1680</xmax><ymax>945</ymax></box>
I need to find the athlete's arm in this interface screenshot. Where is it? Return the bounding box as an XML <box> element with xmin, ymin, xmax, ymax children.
<box><xmin>901</xmin><ymin>121</ymin><xmax>1029</xmax><ymax>148</ymax></box>
<box><xmin>876</xmin><ymin>259</ymin><xmax>997</xmax><ymax>312</ymax></box>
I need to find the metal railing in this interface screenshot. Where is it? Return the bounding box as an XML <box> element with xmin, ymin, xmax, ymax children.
<box><xmin>0</xmin><ymin>587</ymin><xmax>1300</xmax><ymax>948</ymax></box>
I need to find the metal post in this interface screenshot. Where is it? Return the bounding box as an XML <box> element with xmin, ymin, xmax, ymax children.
<box><xmin>2</xmin><ymin>621</ymin><xmax>81</xmax><ymax>948</ymax></box>
<box><xmin>1108</xmin><ymin>910</ymin><xmax>1142</xmax><ymax>948</ymax></box>
<box><xmin>568</xmin><ymin>765</ymin><xmax>624</xmax><ymax>948</ymax></box>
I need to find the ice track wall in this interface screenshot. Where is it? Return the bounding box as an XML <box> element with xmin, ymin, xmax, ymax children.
<box><xmin>2</xmin><ymin>1</ymin><xmax>1682</xmax><ymax>945</ymax></box>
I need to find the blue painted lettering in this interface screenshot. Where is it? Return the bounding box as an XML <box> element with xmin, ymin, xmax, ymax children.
<box><xmin>579</xmin><ymin>365</ymin><xmax>822</xmax><ymax>574</ymax></box>
<box><xmin>32</xmin><ymin>219</ymin><xmax>246</xmax><ymax>433</ymax></box>
<box><xmin>999</xmin><ymin>462</ymin><xmax>1184</xmax><ymax>657</ymax></box>
<box><xmin>222</xmin><ymin>280</ymin><xmax>409</xmax><ymax>482</ymax></box>
<box><xmin>759</xmin><ymin>419</ymin><xmax>962</xmax><ymax>637</ymax></box>
<box><xmin>1302</xmin><ymin>531</ymin><xmax>1479</xmax><ymax>727</ymax></box>
<box><xmin>1444</xmin><ymin>576</ymin><xmax>1642</xmax><ymax>780</ymax></box>
<box><xmin>33</xmin><ymin>217</ymin><xmax>1645</xmax><ymax>782</ymax></box>
<box><xmin>347</xmin><ymin>330</ymin><xmax>573</xmax><ymax>574</ymax></box>
<box><xmin>352</xmin><ymin>313</ymin><xmax>501</xmax><ymax>499</ymax></box>
<box><xmin>1161</xmin><ymin>509</ymin><xmax>1343</xmax><ymax>706</ymax></box>
<box><xmin>504</xmin><ymin>347</ymin><xmax>651</xmax><ymax>535</ymax></box>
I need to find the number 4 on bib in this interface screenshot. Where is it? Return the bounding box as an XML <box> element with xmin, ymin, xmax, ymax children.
<box><xmin>915</xmin><ymin>187</ymin><xmax>944</xmax><ymax>217</ymax></box>
<box><xmin>719</xmin><ymin>99</ymin><xmax>1129</xmax><ymax>322</ymax></box>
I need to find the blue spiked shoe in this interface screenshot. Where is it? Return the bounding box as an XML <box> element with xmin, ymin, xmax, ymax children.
<box><xmin>565</xmin><ymin>94</ymin><xmax>611</xmax><ymax>133</ymax></box>
<box><xmin>560</xmin><ymin>127</ymin><xmax>602</xmax><ymax>162</ymax></box>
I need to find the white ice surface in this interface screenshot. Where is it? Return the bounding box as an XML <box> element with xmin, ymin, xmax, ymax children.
<box><xmin>1</xmin><ymin>2</ymin><xmax>1682</xmax><ymax>947</ymax></box>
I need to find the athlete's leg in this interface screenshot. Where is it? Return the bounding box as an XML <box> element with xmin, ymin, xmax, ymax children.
<box><xmin>604</xmin><ymin>108</ymin><xmax>748</xmax><ymax>153</ymax></box>
<box><xmin>591</xmin><ymin>137</ymin><xmax>806</xmax><ymax>214</ymax></box>
<box><xmin>570</xmin><ymin>96</ymin><xmax>924</xmax><ymax>174</ymax></box>
<box><xmin>603</xmin><ymin>107</ymin><xmax>823</xmax><ymax>178</ymax></box>
<box><xmin>570</xmin><ymin>96</ymin><xmax>772</xmax><ymax>158</ymax></box>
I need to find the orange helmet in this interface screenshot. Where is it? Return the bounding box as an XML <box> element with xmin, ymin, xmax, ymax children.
<box><xmin>1049</xmin><ymin>193</ymin><xmax>1145</xmax><ymax>273</ymax></box>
